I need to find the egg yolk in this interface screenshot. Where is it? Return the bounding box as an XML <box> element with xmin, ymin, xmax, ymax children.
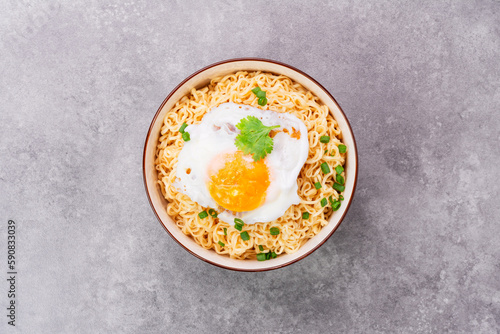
<box><xmin>208</xmin><ymin>151</ymin><xmax>270</xmax><ymax>212</ymax></box>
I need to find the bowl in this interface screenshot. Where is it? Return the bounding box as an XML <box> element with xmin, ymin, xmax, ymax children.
<box><xmin>143</xmin><ymin>58</ymin><xmax>358</xmax><ymax>271</ymax></box>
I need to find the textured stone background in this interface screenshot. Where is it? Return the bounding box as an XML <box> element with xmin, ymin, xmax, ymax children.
<box><xmin>1</xmin><ymin>1</ymin><xmax>499</xmax><ymax>333</ymax></box>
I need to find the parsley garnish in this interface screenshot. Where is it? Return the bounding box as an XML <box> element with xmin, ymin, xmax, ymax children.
<box><xmin>235</xmin><ymin>116</ymin><xmax>280</xmax><ymax>161</ymax></box>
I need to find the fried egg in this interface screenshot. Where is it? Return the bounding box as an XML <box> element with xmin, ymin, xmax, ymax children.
<box><xmin>173</xmin><ymin>102</ymin><xmax>309</xmax><ymax>225</ymax></box>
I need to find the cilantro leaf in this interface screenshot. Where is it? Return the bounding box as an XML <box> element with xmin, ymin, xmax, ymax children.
<box><xmin>235</xmin><ymin>116</ymin><xmax>280</xmax><ymax>161</ymax></box>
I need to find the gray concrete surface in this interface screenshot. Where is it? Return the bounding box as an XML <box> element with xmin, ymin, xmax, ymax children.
<box><xmin>1</xmin><ymin>1</ymin><xmax>499</xmax><ymax>333</ymax></box>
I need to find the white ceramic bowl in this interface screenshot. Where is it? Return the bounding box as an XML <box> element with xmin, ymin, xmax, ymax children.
<box><xmin>143</xmin><ymin>58</ymin><xmax>358</xmax><ymax>271</ymax></box>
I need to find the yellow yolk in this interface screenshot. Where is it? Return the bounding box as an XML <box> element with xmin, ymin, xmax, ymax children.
<box><xmin>208</xmin><ymin>151</ymin><xmax>270</xmax><ymax>212</ymax></box>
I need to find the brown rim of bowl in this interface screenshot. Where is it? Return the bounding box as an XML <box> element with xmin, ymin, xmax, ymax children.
<box><xmin>143</xmin><ymin>58</ymin><xmax>358</xmax><ymax>272</ymax></box>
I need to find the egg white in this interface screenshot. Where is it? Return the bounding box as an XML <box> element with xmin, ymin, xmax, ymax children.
<box><xmin>173</xmin><ymin>102</ymin><xmax>309</xmax><ymax>225</ymax></box>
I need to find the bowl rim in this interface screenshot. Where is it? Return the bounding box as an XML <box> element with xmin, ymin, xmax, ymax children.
<box><xmin>143</xmin><ymin>57</ymin><xmax>358</xmax><ymax>272</ymax></box>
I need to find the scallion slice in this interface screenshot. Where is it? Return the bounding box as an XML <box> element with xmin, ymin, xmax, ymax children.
<box><xmin>252</xmin><ymin>86</ymin><xmax>266</xmax><ymax>97</ymax></box>
<box><xmin>198</xmin><ymin>211</ymin><xmax>208</xmax><ymax>219</ymax></box>
<box><xmin>251</xmin><ymin>87</ymin><xmax>262</xmax><ymax>95</ymax></box>
<box><xmin>332</xmin><ymin>183</ymin><xmax>345</xmax><ymax>192</ymax></box>
<box><xmin>336</xmin><ymin>174</ymin><xmax>345</xmax><ymax>185</ymax></box>
<box><xmin>218</xmin><ymin>241</ymin><xmax>225</xmax><ymax>247</ymax></box>
<box><xmin>223</xmin><ymin>228</ymin><xmax>227</xmax><ymax>235</ymax></box>
<box><xmin>335</xmin><ymin>165</ymin><xmax>344</xmax><ymax>174</ymax></box>
<box><xmin>234</xmin><ymin>218</ymin><xmax>244</xmax><ymax>231</ymax></box>
<box><xmin>208</xmin><ymin>208</ymin><xmax>218</xmax><ymax>218</ymax></box>
<box><xmin>320</xmin><ymin>136</ymin><xmax>330</xmax><ymax>143</ymax></box>
<box><xmin>252</xmin><ymin>87</ymin><xmax>268</xmax><ymax>106</ymax></box>
<box><xmin>259</xmin><ymin>245</ymin><xmax>264</xmax><ymax>251</ymax></box>
<box><xmin>329</xmin><ymin>196</ymin><xmax>341</xmax><ymax>211</ymax></box>
<box><xmin>179</xmin><ymin>122</ymin><xmax>188</xmax><ymax>133</ymax></box>
<box><xmin>257</xmin><ymin>253</ymin><xmax>267</xmax><ymax>261</ymax></box>
<box><xmin>302</xmin><ymin>212</ymin><xmax>310</xmax><ymax>219</ymax></box>
<box><xmin>270</xmin><ymin>227</ymin><xmax>280</xmax><ymax>235</ymax></box>
<box><xmin>320</xmin><ymin>162</ymin><xmax>330</xmax><ymax>174</ymax></box>
<box><xmin>338</xmin><ymin>144</ymin><xmax>347</xmax><ymax>153</ymax></box>
<box><xmin>256</xmin><ymin>251</ymin><xmax>277</xmax><ymax>261</ymax></box>
<box><xmin>240</xmin><ymin>231</ymin><xmax>250</xmax><ymax>241</ymax></box>
<box><xmin>314</xmin><ymin>182</ymin><xmax>322</xmax><ymax>189</ymax></box>
<box><xmin>182</xmin><ymin>132</ymin><xmax>190</xmax><ymax>142</ymax></box>
<box><xmin>258</xmin><ymin>97</ymin><xmax>268</xmax><ymax>106</ymax></box>
<box><xmin>321</xmin><ymin>198</ymin><xmax>327</xmax><ymax>207</ymax></box>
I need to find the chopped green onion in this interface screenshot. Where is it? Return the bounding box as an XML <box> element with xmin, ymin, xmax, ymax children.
<box><xmin>302</xmin><ymin>212</ymin><xmax>310</xmax><ymax>219</ymax></box>
<box><xmin>252</xmin><ymin>87</ymin><xmax>268</xmax><ymax>106</ymax></box>
<box><xmin>208</xmin><ymin>208</ymin><xmax>218</xmax><ymax>218</ymax></box>
<box><xmin>335</xmin><ymin>165</ymin><xmax>344</xmax><ymax>174</ymax></box>
<box><xmin>218</xmin><ymin>241</ymin><xmax>225</xmax><ymax>247</ymax></box>
<box><xmin>198</xmin><ymin>211</ymin><xmax>208</xmax><ymax>219</ymax></box>
<box><xmin>256</xmin><ymin>251</ymin><xmax>278</xmax><ymax>261</ymax></box>
<box><xmin>339</xmin><ymin>195</ymin><xmax>344</xmax><ymax>201</ymax></box>
<box><xmin>336</xmin><ymin>174</ymin><xmax>345</xmax><ymax>185</ymax></box>
<box><xmin>320</xmin><ymin>136</ymin><xmax>330</xmax><ymax>143</ymax></box>
<box><xmin>257</xmin><ymin>253</ymin><xmax>267</xmax><ymax>261</ymax></box>
<box><xmin>240</xmin><ymin>231</ymin><xmax>250</xmax><ymax>241</ymax></box>
<box><xmin>234</xmin><ymin>218</ymin><xmax>244</xmax><ymax>231</ymax></box>
<box><xmin>179</xmin><ymin>122</ymin><xmax>188</xmax><ymax>133</ymax></box>
<box><xmin>223</xmin><ymin>227</ymin><xmax>227</xmax><ymax>235</ymax></box>
<box><xmin>320</xmin><ymin>162</ymin><xmax>330</xmax><ymax>174</ymax></box>
<box><xmin>182</xmin><ymin>132</ymin><xmax>190</xmax><ymax>142</ymax></box>
<box><xmin>314</xmin><ymin>182</ymin><xmax>322</xmax><ymax>189</ymax></box>
<box><xmin>338</xmin><ymin>144</ymin><xmax>347</xmax><ymax>153</ymax></box>
<box><xmin>332</xmin><ymin>183</ymin><xmax>345</xmax><ymax>192</ymax></box>
<box><xmin>270</xmin><ymin>227</ymin><xmax>280</xmax><ymax>235</ymax></box>
<box><xmin>252</xmin><ymin>86</ymin><xmax>266</xmax><ymax>97</ymax></box>
<box><xmin>321</xmin><ymin>198</ymin><xmax>327</xmax><ymax>207</ymax></box>
<box><xmin>329</xmin><ymin>195</ymin><xmax>341</xmax><ymax>211</ymax></box>
<box><xmin>324</xmin><ymin>149</ymin><xmax>328</xmax><ymax>154</ymax></box>
<box><xmin>259</xmin><ymin>245</ymin><xmax>264</xmax><ymax>251</ymax></box>
<box><xmin>258</xmin><ymin>97</ymin><xmax>268</xmax><ymax>106</ymax></box>
<box><xmin>251</xmin><ymin>87</ymin><xmax>262</xmax><ymax>95</ymax></box>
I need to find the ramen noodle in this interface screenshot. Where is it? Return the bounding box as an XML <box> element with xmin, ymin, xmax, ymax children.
<box><xmin>155</xmin><ymin>71</ymin><xmax>346</xmax><ymax>259</ymax></box>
